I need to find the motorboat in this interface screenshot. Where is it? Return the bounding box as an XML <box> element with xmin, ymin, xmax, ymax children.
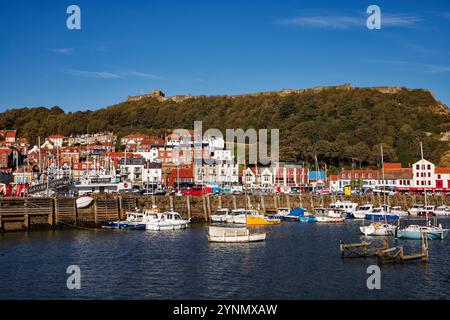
<box><xmin>124</xmin><ymin>209</ymin><xmax>146</xmax><ymax>230</ymax></box>
<box><xmin>314</xmin><ymin>208</ymin><xmax>345</xmax><ymax>223</ymax></box>
<box><xmin>207</xmin><ymin>226</ymin><xmax>266</xmax><ymax>243</ymax></box>
<box><xmin>226</xmin><ymin>209</ymin><xmax>246</xmax><ymax>224</ymax></box>
<box><xmin>360</xmin><ymin>222</ymin><xmax>396</xmax><ymax>236</ymax></box>
<box><xmin>76</xmin><ymin>196</ymin><xmax>94</xmax><ymax>208</ymax></box>
<box><xmin>388</xmin><ymin>206</ymin><xmax>408</xmax><ymax>217</ymax></box>
<box><xmin>408</xmin><ymin>204</ymin><xmax>424</xmax><ymax>216</ymax></box>
<box><xmin>145</xmin><ymin>211</ymin><xmax>190</xmax><ymax>231</ymax></box>
<box><xmin>273</xmin><ymin>208</ymin><xmax>290</xmax><ymax>219</ymax></box>
<box><xmin>434</xmin><ymin>205</ymin><xmax>450</xmax><ymax>216</ymax></box>
<box><xmin>246</xmin><ymin>209</ymin><xmax>281</xmax><ymax>225</ymax></box>
<box><xmin>396</xmin><ymin>224</ymin><xmax>448</xmax><ymax>240</ymax></box>
<box><xmin>330</xmin><ymin>201</ymin><xmax>358</xmax><ymax>219</ymax></box>
<box><xmin>210</xmin><ymin>208</ymin><xmax>230</xmax><ymax>223</ymax></box>
<box><xmin>283</xmin><ymin>208</ymin><xmax>308</xmax><ymax>221</ymax></box>
<box><xmin>352</xmin><ymin>204</ymin><xmax>374</xmax><ymax>219</ymax></box>
<box><xmin>417</xmin><ymin>206</ymin><xmax>436</xmax><ymax>217</ymax></box>
<box><xmin>364</xmin><ymin>206</ymin><xmax>400</xmax><ymax>220</ymax></box>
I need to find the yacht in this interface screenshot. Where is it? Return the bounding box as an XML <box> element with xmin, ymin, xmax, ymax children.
<box><xmin>145</xmin><ymin>211</ymin><xmax>190</xmax><ymax>231</ymax></box>
<box><xmin>408</xmin><ymin>204</ymin><xmax>424</xmax><ymax>216</ymax></box>
<box><xmin>434</xmin><ymin>205</ymin><xmax>450</xmax><ymax>216</ymax></box>
<box><xmin>330</xmin><ymin>201</ymin><xmax>358</xmax><ymax>218</ymax></box>
<box><xmin>352</xmin><ymin>204</ymin><xmax>374</xmax><ymax>219</ymax></box>
<box><xmin>360</xmin><ymin>222</ymin><xmax>396</xmax><ymax>236</ymax></box>
<box><xmin>364</xmin><ymin>206</ymin><xmax>400</xmax><ymax>220</ymax></box>
<box><xmin>210</xmin><ymin>208</ymin><xmax>230</xmax><ymax>223</ymax></box>
<box><xmin>417</xmin><ymin>206</ymin><xmax>436</xmax><ymax>217</ymax></box>
<box><xmin>226</xmin><ymin>209</ymin><xmax>246</xmax><ymax>224</ymax></box>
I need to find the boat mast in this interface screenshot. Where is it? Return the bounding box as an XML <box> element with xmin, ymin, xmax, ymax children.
<box><xmin>380</xmin><ymin>144</ymin><xmax>387</xmax><ymax>224</ymax></box>
<box><xmin>420</xmin><ymin>142</ymin><xmax>430</xmax><ymax>226</ymax></box>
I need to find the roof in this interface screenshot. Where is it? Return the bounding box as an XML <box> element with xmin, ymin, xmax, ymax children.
<box><xmin>383</xmin><ymin>163</ymin><xmax>402</xmax><ymax>170</ymax></box>
<box><xmin>47</xmin><ymin>135</ymin><xmax>65</xmax><ymax>139</ymax></box>
<box><xmin>436</xmin><ymin>167</ymin><xmax>450</xmax><ymax>174</ymax></box>
<box><xmin>329</xmin><ymin>174</ymin><xmax>338</xmax><ymax>181</ymax></box>
<box><xmin>122</xmin><ymin>134</ymin><xmax>151</xmax><ymax>140</ymax></box>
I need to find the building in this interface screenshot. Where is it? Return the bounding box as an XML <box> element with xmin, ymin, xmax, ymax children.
<box><xmin>272</xmin><ymin>163</ymin><xmax>308</xmax><ymax>192</ymax></box>
<box><xmin>46</xmin><ymin>135</ymin><xmax>66</xmax><ymax>147</ymax></box>
<box><xmin>142</xmin><ymin>162</ymin><xmax>163</xmax><ymax>186</ymax></box>
<box><xmin>119</xmin><ymin>157</ymin><xmax>145</xmax><ymax>186</ymax></box>
<box><xmin>0</xmin><ymin>130</ymin><xmax>17</xmax><ymax>143</ymax></box>
<box><xmin>0</xmin><ymin>149</ymin><xmax>10</xmax><ymax>169</ymax></box>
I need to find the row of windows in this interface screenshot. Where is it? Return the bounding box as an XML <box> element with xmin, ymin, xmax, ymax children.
<box><xmin>416</xmin><ymin>164</ymin><xmax>432</xmax><ymax>170</ymax></box>
<box><xmin>417</xmin><ymin>172</ymin><xmax>431</xmax><ymax>177</ymax></box>
<box><xmin>341</xmin><ymin>173</ymin><xmax>374</xmax><ymax>179</ymax></box>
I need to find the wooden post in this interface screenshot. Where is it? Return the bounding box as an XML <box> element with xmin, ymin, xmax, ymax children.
<box><xmin>118</xmin><ymin>195</ymin><xmax>124</xmax><ymax>220</ymax></box>
<box><xmin>202</xmin><ymin>195</ymin><xmax>209</xmax><ymax>222</ymax></box>
<box><xmin>24</xmin><ymin>201</ymin><xmax>29</xmax><ymax>230</ymax></box>
<box><xmin>169</xmin><ymin>195</ymin><xmax>174</xmax><ymax>211</ymax></box>
<box><xmin>260</xmin><ymin>195</ymin><xmax>265</xmax><ymax>212</ymax></box>
<box><xmin>206</xmin><ymin>194</ymin><xmax>212</xmax><ymax>216</ymax></box>
<box><xmin>286</xmin><ymin>194</ymin><xmax>291</xmax><ymax>211</ymax></box>
<box><xmin>273</xmin><ymin>195</ymin><xmax>278</xmax><ymax>209</ymax></box>
<box><xmin>186</xmin><ymin>196</ymin><xmax>191</xmax><ymax>219</ymax></box>
<box><xmin>247</xmin><ymin>195</ymin><xmax>252</xmax><ymax>209</ymax></box>
<box><xmin>218</xmin><ymin>195</ymin><xmax>222</xmax><ymax>209</ymax></box>
<box><xmin>54</xmin><ymin>197</ymin><xmax>60</xmax><ymax>225</ymax></box>
<box><xmin>232</xmin><ymin>195</ymin><xmax>237</xmax><ymax>210</ymax></box>
<box><xmin>73</xmin><ymin>198</ymin><xmax>78</xmax><ymax>226</ymax></box>
<box><xmin>94</xmin><ymin>198</ymin><xmax>98</xmax><ymax>225</ymax></box>
<box><xmin>48</xmin><ymin>198</ymin><xmax>54</xmax><ymax>226</ymax></box>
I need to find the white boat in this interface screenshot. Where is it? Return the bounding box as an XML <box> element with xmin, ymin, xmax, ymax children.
<box><xmin>226</xmin><ymin>209</ymin><xmax>247</xmax><ymax>224</ymax></box>
<box><xmin>210</xmin><ymin>208</ymin><xmax>230</xmax><ymax>223</ymax></box>
<box><xmin>207</xmin><ymin>226</ymin><xmax>266</xmax><ymax>243</ymax></box>
<box><xmin>408</xmin><ymin>204</ymin><xmax>424</xmax><ymax>216</ymax></box>
<box><xmin>388</xmin><ymin>206</ymin><xmax>409</xmax><ymax>217</ymax></box>
<box><xmin>417</xmin><ymin>205</ymin><xmax>436</xmax><ymax>217</ymax></box>
<box><xmin>273</xmin><ymin>207</ymin><xmax>290</xmax><ymax>218</ymax></box>
<box><xmin>352</xmin><ymin>204</ymin><xmax>374</xmax><ymax>219</ymax></box>
<box><xmin>360</xmin><ymin>222</ymin><xmax>396</xmax><ymax>236</ymax></box>
<box><xmin>314</xmin><ymin>208</ymin><xmax>345</xmax><ymax>223</ymax></box>
<box><xmin>315</xmin><ymin>216</ymin><xmax>345</xmax><ymax>223</ymax></box>
<box><xmin>434</xmin><ymin>205</ymin><xmax>450</xmax><ymax>216</ymax></box>
<box><xmin>145</xmin><ymin>211</ymin><xmax>190</xmax><ymax>231</ymax></box>
<box><xmin>396</xmin><ymin>224</ymin><xmax>448</xmax><ymax>240</ymax></box>
<box><xmin>76</xmin><ymin>196</ymin><xmax>94</xmax><ymax>208</ymax></box>
<box><xmin>364</xmin><ymin>206</ymin><xmax>401</xmax><ymax>220</ymax></box>
<box><xmin>330</xmin><ymin>201</ymin><xmax>358</xmax><ymax>218</ymax></box>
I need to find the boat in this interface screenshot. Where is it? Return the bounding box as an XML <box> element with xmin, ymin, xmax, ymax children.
<box><xmin>207</xmin><ymin>226</ymin><xmax>266</xmax><ymax>243</ymax></box>
<box><xmin>299</xmin><ymin>216</ymin><xmax>317</xmax><ymax>222</ymax></box>
<box><xmin>352</xmin><ymin>204</ymin><xmax>374</xmax><ymax>219</ymax></box>
<box><xmin>145</xmin><ymin>211</ymin><xmax>190</xmax><ymax>231</ymax></box>
<box><xmin>76</xmin><ymin>196</ymin><xmax>94</xmax><ymax>208</ymax></box>
<box><xmin>360</xmin><ymin>222</ymin><xmax>396</xmax><ymax>236</ymax></box>
<box><xmin>434</xmin><ymin>205</ymin><xmax>450</xmax><ymax>216</ymax></box>
<box><xmin>417</xmin><ymin>205</ymin><xmax>436</xmax><ymax>217</ymax></box>
<box><xmin>388</xmin><ymin>206</ymin><xmax>409</xmax><ymax>217</ymax></box>
<box><xmin>314</xmin><ymin>208</ymin><xmax>345</xmax><ymax>223</ymax></box>
<box><xmin>365</xmin><ymin>206</ymin><xmax>401</xmax><ymax>220</ymax></box>
<box><xmin>210</xmin><ymin>208</ymin><xmax>230</xmax><ymax>223</ymax></box>
<box><xmin>272</xmin><ymin>207</ymin><xmax>290</xmax><ymax>219</ymax></box>
<box><xmin>408</xmin><ymin>204</ymin><xmax>424</xmax><ymax>216</ymax></box>
<box><xmin>124</xmin><ymin>210</ymin><xmax>146</xmax><ymax>230</ymax></box>
<box><xmin>283</xmin><ymin>208</ymin><xmax>307</xmax><ymax>221</ymax></box>
<box><xmin>330</xmin><ymin>201</ymin><xmax>358</xmax><ymax>219</ymax></box>
<box><xmin>396</xmin><ymin>224</ymin><xmax>448</xmax><ymax>240</ymax></box>
<box><xmin>246</xmin><ymin>209</ymin><xmax>281</xmax><ymax>225</ymax></box>
<box><xmin>226</xmin><ymin>209</ymin><xmax>246</xmax><ymax>224</ymax></box>
<box><xmin>100</xmin><ymin>220</ymin><xmax>128</xmax><ymax>229</ymax></box>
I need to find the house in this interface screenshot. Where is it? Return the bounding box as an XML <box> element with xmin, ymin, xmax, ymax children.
<box><xmin>435</xmin><ymin>168</ymin><xmax>450</xmax><ymax>190</ymax></box>
<box><xmin>168</xmin><ymin>166</ymin><xmax>194</xmax><ymax>187</ymax></box>
<box><xmin>143</xmin><ymin>162</ymin><xmax>163</xmax><ymax>186</ymax></box>
<box><xmin>120</xmin><ymin>134</ymin><xmax>152</xmax><ymax>146</ymax></box>
<box><xmin>193</xmin><ymin>160</ymin><xmax>239</xmax><ymax>186</ymax></box>
<box><xmin>0</xmin><ymin>149</ymin><xmax>10</xmax><ymax>169</ymax></box>
<box><xmin>272</xmin><ymin>163</ymin><xmax>308</xmax><ymax>192</ymax></box>
<box><xmin>46</xmin><ymin>135</ymin><xmax>66</xmax><ymax>147</ymax></box>
<box><xmin>411</xmin><ymin>159</ymin><xmax>435</xmax><ymax>190</ymax></box>
<box><xmin>242</xmin><ymin>166</ymin><xmax>274</xmax><ymax>191</ymax></box>
<box><xmin>119</xmin><ymin>157</ymin><xmax>145</xmax><ymax>186</ymax></box>
<box><xmin>0</xmin><ymin>130</ymin><xmax>17</xmax><ymax>143</ymax></box>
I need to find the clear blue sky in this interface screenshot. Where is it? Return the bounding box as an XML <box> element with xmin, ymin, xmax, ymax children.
<box><xmin>1</xmin><ymin>0</ymin><xmax>450</xmax><ymax>112</ymax></box>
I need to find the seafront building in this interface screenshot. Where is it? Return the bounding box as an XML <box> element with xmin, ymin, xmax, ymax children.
<box><xmin>1</xmin><ymin>128</ymin><xmax>450</xmax><ymax>195</ymax></box>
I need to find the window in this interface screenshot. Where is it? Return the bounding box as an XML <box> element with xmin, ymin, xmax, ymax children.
<box><xmin>427</xmin><ymin>165</ymin><xmax>431</xmax><ymax>170</ymax></box>
<box><xmin>416</xmin><ymin>164</ymin><xmax>419</xmax><ymax>170</ymax></box>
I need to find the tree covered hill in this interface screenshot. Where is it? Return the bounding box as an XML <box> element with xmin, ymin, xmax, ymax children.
<box><xmin>1</xmin><ymin>86</ymin><xmax>449</xmax><ymax>167</ymax></box>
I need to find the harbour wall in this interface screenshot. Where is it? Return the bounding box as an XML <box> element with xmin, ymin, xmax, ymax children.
<box><xmin>0</xmin><ymin>194</ymin><xmax>447</xmax><ymax>232</ymax></box>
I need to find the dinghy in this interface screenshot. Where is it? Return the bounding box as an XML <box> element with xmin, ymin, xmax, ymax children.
<box><xmin>76</xmin><ymin>196</ymin><xmax>94</xmax><ymax>208</ymax></box>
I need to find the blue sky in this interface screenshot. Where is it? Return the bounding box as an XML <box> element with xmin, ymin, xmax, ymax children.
<box><xmin>1</xmin><ymin>0</ymin><xmax>450</xmax><ymax>112</ymax></box>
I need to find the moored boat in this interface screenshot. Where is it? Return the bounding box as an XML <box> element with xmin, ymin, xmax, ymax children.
<box><xmin>76</xmin><ymin>196</ymin><xmax>94</xmax><ymax>208</ymax></box>
<box><xmin>434</xmin><ymin>205</ymin><xmax>450</xmax><ymax>216</ymax></box>
<box><xmin>408</xmin><ymin>204</ymin><xmax>424</xmax><ymax>216</ymax></box>
<box><xmin>246</xmin><ymin>209</ymin><xmax>281</xmax><ymax>225</ymax></box>
<box><xmin>365</xmin><ymin>206</ymin><xmax>400</xmax><ymax>220</ymax></box>
<box><xmin>207</xmin><ymin>226</ymin><xmax>266</xmax><ymax>243</ymax></box>
<box><xmin>210</xmin><ymin>208</ymin><xmax>230</xmax><ymax>223</ymax></box>
<box><xmin>145</xmin><ymin>211</ymin><xmax>190</xmax><ymax>231</ymax></box>
<box><xmin>396</xmin><ymin>224</ymin><xmax>448</xmax><ymax>240</ymax></box>
<box><xmin>360</xmin><ymin>222</ymin><xmax>396</xmax><ymax>236</ymax></box>
<box><xmin>352</xmin><ymin>204</ymin><xmax>374</xmax><ymax>219</ymax></box>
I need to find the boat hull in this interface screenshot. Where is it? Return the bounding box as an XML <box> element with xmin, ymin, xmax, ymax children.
<box><xmin>315</xmin><ymin>216</ymin><xmax>345</xmax><ymax>223</ymax></box>
<box><xmin>365</xmin><ymin>214</ymin><xmax>400</xmax><ymax>220</ymax></box>
<box><xmin>246</xmin><ymin>216</ymin><xmax>281</xmax><ymax>225</ymax></box>
<box><xmin>396</xmin><ymin>229</ymin><xmax>448</xmax><ymax>240</ymax></box>
<box><xmin>208</xmin><ymin>233</ymin><xmax>266</xmax><ymax>243</ymax></box>
<box><xmin>146</xmin><ymin>222</ymin><xmax>189</xmax><ymax>231</ymax></box>
<box><xmin>360</xmin><ymin>224</ymin><xmax>396</xmax><ymax>236</ymax></box>
<box><xmin>299</xmin><ymin>216</ymin><xmax>317</xmax><ymax>222</ymax></box>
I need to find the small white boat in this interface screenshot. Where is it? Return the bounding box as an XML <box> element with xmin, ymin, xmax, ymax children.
<box><xmin>145</xmin><ymin>211</ymin><xmax>190</xmax><ymax>231</ymax></box>
<box><xmin>76</xmin><ymin>196</ymin><xmax>94</xmax><ymax>208</ymax></box>
<box><xmin>330</xmin><ymin>201</ymin><xmax>358</xmax><ymax>218</ymax></box>
<box><xmin>315</xmin><ymin>216</ymin><xmax>345</xmax><ymax>223</ymax></box>
<box><xmin>434</xmin><ymin>205</ymin><xmax>450</xmax><ymax>216</ymax></box>
<box><xmin>360</xmin><ymin>222</ymin><xmax>396</xmax><ymax>236</ymax></box>
<box><xmin>207</xmin><ymin>226</ymin><xmax>266</xmax><ymax>243</ymax></box>
<box><xmin>352</xmin><ymin>204</ymin><xmax>374</xmax><ymax>219</ymax></box>
<box><xmin>210</xmin><ymin>208</ymin><xmax>230</xmax><ymax>223</ymax></box>
<box><xmin>396</xmin><ymin>224</ymin><xmax>448</xmax><ymax>240</ymax></box>
<box><xmin>408</xmin><ymin>204</ymin><xmax>424</xmax><ymax>216</ymax></box>
<box><xmin>314</xmin><ymin>208</ymin><xmax>345</xmax><ymax>223</ymax></box>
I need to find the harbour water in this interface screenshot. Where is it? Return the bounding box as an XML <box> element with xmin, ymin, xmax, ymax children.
<box><xmin>1</xmin><ymin>220</ymin><xmax>449</xmax><ymax>300</ymax></box>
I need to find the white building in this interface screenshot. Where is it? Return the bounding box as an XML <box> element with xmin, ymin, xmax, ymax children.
<box><xmin>412</xmin><ymin>159</ymin><xmax>435</xmax><ymax>190</ymax></box>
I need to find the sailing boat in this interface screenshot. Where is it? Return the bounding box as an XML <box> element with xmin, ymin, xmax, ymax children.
<box><xmin>396</xmin><ymin>142</ymin><xmax>448</xmax><ymax>240</ymax></box>
<box><xmin>360</xmin><ymin>144</ymin><xmax>397</xmax><ymax>236</ymax></box>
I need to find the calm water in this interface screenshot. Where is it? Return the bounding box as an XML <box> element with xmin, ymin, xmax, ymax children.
<box><xmin>1</xmin><ymin>220</ymin><xmax>450</xmax><ymax>300</ymax></box>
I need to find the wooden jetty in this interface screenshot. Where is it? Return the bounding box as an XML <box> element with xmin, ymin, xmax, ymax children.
<box><xmin>340</xmin><ymin>234</ymin><xmax>429</xmax><ymax>264</ymax></box>
<box><xmin>340</xmin><ymin>240</ymin><xmax>390</xmax><ymax>258</ymax></box>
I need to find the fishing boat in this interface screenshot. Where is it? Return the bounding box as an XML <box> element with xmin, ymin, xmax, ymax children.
<box><xmin>389</xmin><ymin>206</ymin><xmax>409</xmax><ymax>217</ymax></box>
<box><xmin>408</xmin><ymin>204</ymin><xmax>424</xmax><ymax>216</ymax></box>
<box><xmin>246</xmin><ymin>209</ymin><xmax>281</xmax><ymax>225</ymax></box>
<box><xmin>207</xmin><ymin>226</ymin><xmax>266</xmax><ymax>243</ymax></box>
<box><xmin>299</xmin><ymin>216</ymin><xmax>317</xmax><ymax>222</ymax></box>
<box><xmin>396</xmin><ymin>224</ymin><xmax>448</xmax><ymax>240</ymax></box>
<box><xmin>330</xmin><ymin>201</ymin><xmax>358</xmax><ymax>219</ymax></box>
<box><xmin>226</xmin><ymin>209</ymin><xmax>246</xmax><ymax>224</ymax></box>
<box><xmin>360</xmin><ymin>222</ymin><xmax>396</xmax><ymax>236</ymax></box>
<box><xmin>210</xmin><ymin>208</ymin><xmax>230</xmax><ymax>223</ymax></box>
<box><xmin>124</xmin><ymin>210</ymin><xmax>146</xmax><ymax>230</ymax></box>
<box><xmin>434</xmin><ymin>205</ymin><xmax>450</xmax><ymax>216</ymax></box>
<box><xmin>314</xmin><ymin>208</ymin><xmax>345</xmax><ymax>223</ymax></box>
<box><xmin>145</xmin><ymin>211</ymin><xmax>190</xmax><ymax>231</ymax></box>
<box><xmin>352</xmin><ymin>204</ymin><xmax>374</xmax><ymax>219</ymax></box>
<box><xmin>76</xmin><ymin>196</ymin><xmax>94</xmax><ymax>208</ymax></box>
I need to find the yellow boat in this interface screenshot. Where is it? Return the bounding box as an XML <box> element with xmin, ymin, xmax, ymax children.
<box><xmin>245</xmin><ymin>210</ymin><xmax>281</xmax><ymax>225</ymax></box>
